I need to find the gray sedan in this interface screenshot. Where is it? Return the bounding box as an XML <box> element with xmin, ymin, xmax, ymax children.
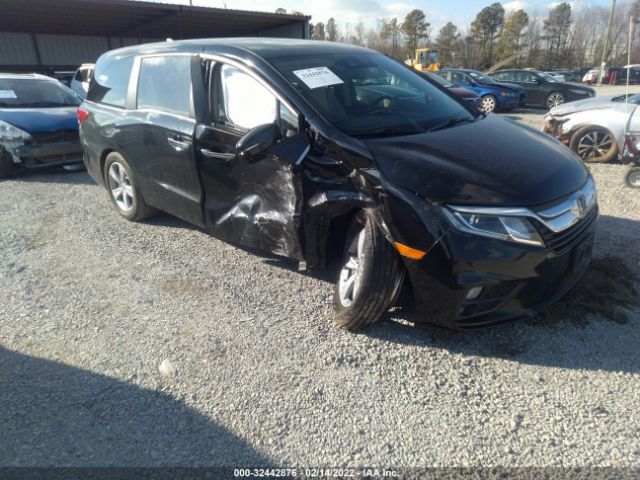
<box><xmin>543</xmin><ymin>93</ymin><xmax>640</xmax><ymax>162</ymax></box>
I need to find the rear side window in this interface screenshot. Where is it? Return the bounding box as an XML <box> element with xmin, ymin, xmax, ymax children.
<box><xmin>88</xmin><ymin>57</ymin><xmax>133</xmax><ymax>108</ymax></box>
<box><xmin>137</xmin><ymin>55</ymin><xmax>192</xmax><ymax>117</ymax></box>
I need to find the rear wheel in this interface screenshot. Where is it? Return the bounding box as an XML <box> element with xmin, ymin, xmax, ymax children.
<box><xmin>479</xmin><ymin>95</ymin><xmax>497</xmax><ymax>113</ymax></box>
<box><xmin>626</xmin><ymin>167</ymin><xmax>640</xmax><ymax>188</ymax></box>
<box><xmin>103</xmin><ymin>152</ymin><xmax>156</xmax><ymax>221</ymax></box>
<box><xmin>333</xmin><ymin>211</ymin><xmax>404</xmax><ymax>331</ymax></box>
<box><xmin>546</xmin><ymin>92</ymin><xmax>565</xmax><ymax>109</ymax></box>
<box><xmin>570</xmin><ymin>126</ymin><xmax>618</xmax><ymax>163</ymax></box>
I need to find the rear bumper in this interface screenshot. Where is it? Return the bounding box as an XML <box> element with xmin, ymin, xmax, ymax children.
<box><xmin>404</xmin><ymin>210</ymin><xmax>597</xmax><ymax>328</ymax></box>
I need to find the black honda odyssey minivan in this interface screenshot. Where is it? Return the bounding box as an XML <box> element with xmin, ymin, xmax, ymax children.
<box><xmin>79</xmin><ymin>39</ymin><xmax>597</xmax><ymax>330</ymax></box>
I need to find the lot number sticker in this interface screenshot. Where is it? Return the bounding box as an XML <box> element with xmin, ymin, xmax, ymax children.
<box><xmin>293</xmin><ymin>67</ymin><xmax>344</xmax><ymax>89</ymax></box>
<box><xmin>0</xmin><ymin>90</ymin><xmax>17</xmax><ymax>99</ymax></box>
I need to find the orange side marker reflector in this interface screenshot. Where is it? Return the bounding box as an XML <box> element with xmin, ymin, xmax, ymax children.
<box><xmin>394</xmin><ymin>242</ymin><xmax>426</xmax><ymax>260</ymax></box>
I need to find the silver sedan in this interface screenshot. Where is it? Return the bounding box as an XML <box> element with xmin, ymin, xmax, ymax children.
<box><xmin>543</xmin><ymin>93</ymin><xmax>640</xmax><ymax>163</ymax></box>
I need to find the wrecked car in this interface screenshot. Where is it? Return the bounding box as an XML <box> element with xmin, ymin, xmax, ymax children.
<box><xmin>79</xmin><ymin>39</ymin><xmax>598</xmax><ymax>330</ymax></box>
<box><xmin>0</xmin><ymin>74</ymin><xmax>83</xmax><ymax>177</ymax></box>
<box><xmin>543</xmin><ymin>92</ymin><xmax>640</xmax><ymax>163</ymax></box>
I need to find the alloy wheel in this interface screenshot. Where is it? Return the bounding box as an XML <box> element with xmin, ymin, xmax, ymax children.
<box><xmin>547</xmin><ymin>93</ymin><xmax>565</xmax><ymax>109</ymax></box>
<box><xmin>107</xmin><ymin>162</ymin><xmax>134</xmax><ymax>212</ymax></box>
<box><xmin>576</xmin><ymin>130</ymin><xmax>613</xmax><ymax>161</ymax></box>
<box><xmin>338</xmin><ymin>228</ymin><xmax>366</xmax><ymax>307</ymax></box>
<box><xmin>480</xmin><ymin>96</ymin><xmax>496</xmax><ymax>113</ymax></box>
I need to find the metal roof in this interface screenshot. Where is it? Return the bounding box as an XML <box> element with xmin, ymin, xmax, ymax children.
<box><xmin>0</xmin><ymin>0</ymin><xmax>310</xmax><ymax>38</ymax></box>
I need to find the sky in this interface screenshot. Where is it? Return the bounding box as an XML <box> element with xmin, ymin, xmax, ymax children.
<box><xmin>145</xmin><ymin>0</ymin><xmax>613</xmax><ymax>33</ymax></box>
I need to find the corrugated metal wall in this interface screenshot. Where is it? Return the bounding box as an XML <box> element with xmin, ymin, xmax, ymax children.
<box><xmin>0</xmin><ymin>32</ymin><xmax>39</xmax><ymax>65</ymax></box>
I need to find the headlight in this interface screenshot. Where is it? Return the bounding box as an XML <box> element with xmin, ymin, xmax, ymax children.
<box><xmin>569</xmin><ymin>89</ymin><xmax>588</xmax><ymax>95</ymax></box>
<box><xmin>0</xmin><ymin>120</ymin><xmax>31</xmax><ymax>142</ymax></box>
<box><xmin>442</xmin><ymin>206</ymin><xmax>544</xmax><ymax>246</ymax></box>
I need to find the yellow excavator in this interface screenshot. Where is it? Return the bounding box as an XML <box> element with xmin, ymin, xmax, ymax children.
<box><xmin>405</xmin><ymin>48</ymin><xmax>440</xmax><ymax>72</ymax></box>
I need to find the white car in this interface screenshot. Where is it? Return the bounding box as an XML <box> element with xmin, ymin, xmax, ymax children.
<box><xmin>543</xmin><ymin>93</ymin><xmax>640</xmax><ymax>162</ymax></box>
<box><xmin>70</xmin><ymin>64</ymin><xmax>94</xmax><ymax>99</ymax></box>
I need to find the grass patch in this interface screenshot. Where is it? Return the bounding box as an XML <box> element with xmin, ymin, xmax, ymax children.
<box><xmin>542</xmin><ymin>255</ymin><xmax>639</xmax><ymax>325</ymax></box>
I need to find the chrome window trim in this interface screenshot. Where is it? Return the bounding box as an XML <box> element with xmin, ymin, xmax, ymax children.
<box><xmin>447</xmin><ymin>177</ymin><xmax>597</xmax><ymax>234</ymax></box>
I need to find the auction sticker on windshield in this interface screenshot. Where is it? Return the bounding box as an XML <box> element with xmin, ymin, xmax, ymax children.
<box><xmin>0</xmin><ymin>90</ymin><xmax>17</xmax><ymax>99</ymax></box>
<box><xmin>293</xmin><ymin>67</ymin><xmax>344</xmax><ymax>89</ymax></box>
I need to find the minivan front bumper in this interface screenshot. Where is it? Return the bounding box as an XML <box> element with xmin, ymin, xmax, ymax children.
<box><xmin>403</xmin><ymin>207</ymin><xmax>597</xmax><ymax>328</ymax></box>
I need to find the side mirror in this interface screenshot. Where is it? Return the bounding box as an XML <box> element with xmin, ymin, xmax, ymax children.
<box><xmin>236</xmin><ymin>123</ymin><xmax>281</xmax><ymax>163</ymax></box>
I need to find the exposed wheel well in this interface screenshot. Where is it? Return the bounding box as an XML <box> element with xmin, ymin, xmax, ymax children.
<box><xmin>324</xmin><ymin>209</ymin><xmax>358</xmax><ymax>268</ymax></box>
<box><xmin>99</xmin><ymin>149</ymin><xmax>115</xmax><ymax>181</ymax></box>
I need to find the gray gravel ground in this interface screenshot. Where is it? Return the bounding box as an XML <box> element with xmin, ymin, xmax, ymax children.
<box><xmin>2</xmin><ymin>85</ymin><xmax>640</xmax><ymax>469</ymax></box>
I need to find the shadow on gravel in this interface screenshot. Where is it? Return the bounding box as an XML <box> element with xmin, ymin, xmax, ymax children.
<box><xmin>0</xmin><ymin>347</ymin><xmax>271</xmax><ymax>467</ymax></box>
<box><xmin>0</xmin><ymin>168</ymin><xmax>96</xmax><ymax>186</ymax></box>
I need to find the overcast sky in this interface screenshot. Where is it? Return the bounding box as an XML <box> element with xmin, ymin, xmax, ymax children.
<box><xmin>148</xmin><ymin>0</ymin><xmax>612</xmax><ymax>33</ymax></box>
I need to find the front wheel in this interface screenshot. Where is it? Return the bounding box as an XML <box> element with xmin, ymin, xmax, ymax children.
<box><xmin>479</xmin><ymin>95</ymin><xmax>497</xmax><ymax>114</ymax></box>
<box><xmin>626</xmin><ymin>167</ymin><xmax>640</xmax><ymax>188</ymax></box>
<box><xmin>333</xmin><ymin>211</ymin><xmax>404</xmax><ymax>331</ymax></box>
<box><xmin>546</xmin><ymin>92</ymin><xmax>565</xmax><ymax>109</ymax></box>
<box><xmin>570</xmin><ymin>126</ymin><xmax>618</xmax><ymax>163</ymax></box>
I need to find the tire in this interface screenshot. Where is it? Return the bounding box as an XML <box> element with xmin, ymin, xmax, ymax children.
<box><xmin>626</xmin><ymin>167</ymin><xmax>640</xmax><ymax>188</ymax></box>
<box><xmin>570</xmin><ymin>126</ymin><xmax>619</xmax><ymax>163</ymax></box>
<box><xmin>333</xmin><ymin>211</ymin><xmax>404</xmax><ymax>331</ymax></box>
<box><xmin>546</xmin><ymin>92</ymin><xmax>565</xmax><ymax>109</ymax></box>
<box><xmin>479</xmin><ymin>95</ymin><xmax>497</xmax><ymax>114</ymax></box>
<box><xmin>103</xmin><ymin>152</ymin><xmax>156</xmax><ymax>221</ymax></box>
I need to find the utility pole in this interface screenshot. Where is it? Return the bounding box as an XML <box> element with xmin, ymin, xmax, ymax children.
<box><xmin>599</xmin><ymin>0</ymin><xmax>617</xmax><ymax>85</ymax></box>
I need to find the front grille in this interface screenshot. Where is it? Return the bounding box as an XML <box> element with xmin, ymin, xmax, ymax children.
<box><xmin>29</xmin><ymin>129</ymin><xmax>79</xmax><ymax>145</ymax></box>
<box><xmin>534</xmin><ymin>206</ymin><xmax>598</xmax><ymax>254</ymax></box>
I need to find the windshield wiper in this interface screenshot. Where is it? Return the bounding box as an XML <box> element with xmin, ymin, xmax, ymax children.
<box><xmin>428</xmin><ymin>116</ymin><xmax>475</xmax><ymax>132</ymax></box>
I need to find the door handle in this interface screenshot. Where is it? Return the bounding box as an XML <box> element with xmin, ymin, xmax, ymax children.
<box><xmin>199</xmin><ymin>148</ymin><xmax>235</xmax><ymax>163</ymax></box>
<box><xmin>167</xmin><ymin>136</ymin><xmax>192</xmax><ymax>151</ymax></box>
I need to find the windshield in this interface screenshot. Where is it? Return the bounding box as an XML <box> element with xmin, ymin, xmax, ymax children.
<box><xmin>467</xmin><ymin>71</ymin><xmax>497</xmax><ymax>85</ymax></box>
<box><xmin>537</xmin><ymin>72</ymin><xmax>559</xmax><ymax>83</ymax></box>
<box><xmin>425</xmin><ymin>73</ymin><xmax>454</xmax><ymax>88</ymax></box>
<box><xmin>0</xmin><ymin>78</ymin><xmax>81</xmax><ymax>108</ymax></box>
<box><xmin>271</xmin><ymin>53</ymin><xmax>475</xmax><ymax>138</ymax></box>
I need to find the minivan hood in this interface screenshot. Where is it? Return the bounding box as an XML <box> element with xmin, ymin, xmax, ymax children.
<box><xmin>0</xmin><ymin>107</ymin><xmax>78</xmax><ymax>133</ymax></box>
<box><xmin>549</xmin><ymin>95</ymin><xmax>618</xmax><ymax>116</ymax></box>
<box><xmin>364</xmin><ymin>115</ymin><xmax>588</xmax><ymax>206</ymax></box>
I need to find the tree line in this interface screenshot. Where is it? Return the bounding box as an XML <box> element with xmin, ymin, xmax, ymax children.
<box><xmin>277</xmin><ymin>1</ymin><xmax>640</xmax><ymax>70</ymax></box>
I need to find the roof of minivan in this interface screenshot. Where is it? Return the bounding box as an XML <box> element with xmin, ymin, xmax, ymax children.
<box><xmin>0</xmin><ymin>73</ymin><xmax>54</xmax><ymax>81</ymax></box>
<box><xmin>99</xmin><ymin>38</ymin><xmax>372</xmax><ymax>62</ymax></box>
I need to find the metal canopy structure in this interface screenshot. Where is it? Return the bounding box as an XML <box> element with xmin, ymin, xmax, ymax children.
<box><xmin>0</xmin><ymin>0</ymin><xmax>310</xmax><ymax>39</ymax></box>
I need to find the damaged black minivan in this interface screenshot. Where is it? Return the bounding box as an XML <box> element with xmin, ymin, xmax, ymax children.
<box><xmin>79</xmin><ymin>39</ymin><xmax>597</xmax><ymax>330</ymax></box>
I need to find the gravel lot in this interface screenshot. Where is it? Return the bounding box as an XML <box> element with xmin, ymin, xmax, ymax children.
<box><xmin>2</xmin><ymin>85</ymin><xmax>640</xmax><ymax>469</ymax></box>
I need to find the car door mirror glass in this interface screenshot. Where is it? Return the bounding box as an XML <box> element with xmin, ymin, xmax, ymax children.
<box><xmin>236</xmin><ymin>123</ymin><xmax>281</xmax><ymax>163</ymax></box>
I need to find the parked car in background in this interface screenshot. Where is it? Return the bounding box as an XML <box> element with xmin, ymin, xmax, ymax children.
<box><xmin>80</xmin><ymin>39</ymin><xmax>597</xmax><ymax>330</ymax></box>
<box><xmin>70</xmin><ymin>64</ymin><xmax>95</xmax><ymax>99</ymax></box>
<box><xmin>490</xmin><ymin>69</ymin><xmax>595</xmax><ymax>109</ymax></box>
<box><xmin>437</xmin><ymin>68</ymin><xmax>525</xmax><ymax>113</ymax></box>
<box><xmin>543</xmin><ymin>71</ymin><xmax>565</xmax><ymax>82</ymax></box>
<box><xmin>543</xmin><ymin>92</ymin><xmax>640</xmax><ymax>162</ymax></box>
<box><xmin>421</xmin><ymin>71</ymin><xmax>481</xmax><ymax>109</ymax></box>
<box><xmin>550</xmin><ymin>69</ymin><xmax>582</xmax><ymax>83</ymax></box>
<box><xmin>582</xmin><ymin>69</ymin><xmax>600</xmax><ymax>84</ymax></box>
<box><xmin>0</xmin><ymin>74</ymin><xmax>83</xmax><ymax>177</ymax></box>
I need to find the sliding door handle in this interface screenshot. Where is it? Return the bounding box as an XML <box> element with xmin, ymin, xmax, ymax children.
<box><xmin>167</xmin><ymin>137</ymin><xmax>192</xmax><ymax>151</ymax></box>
